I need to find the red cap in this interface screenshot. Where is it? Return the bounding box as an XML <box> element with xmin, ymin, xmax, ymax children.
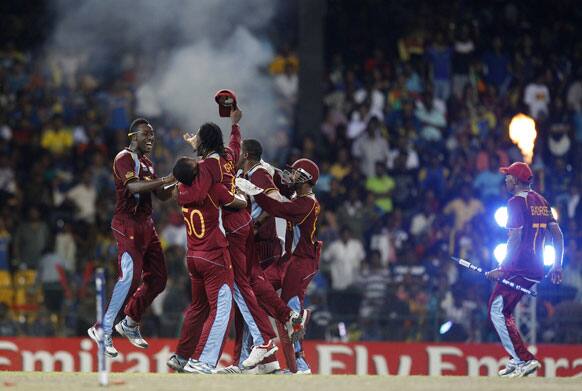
<box><xmin>214</xmin><ymin>89</ymin><xmax>237</xmax><ymax>117</ymax></box>
<box><xmin>291</xmin><ymin>158</ymin><xmax>319</xmax><ymax>185</ymax></box>
<box><xmin>499</xmin><ymin>162</ymin><xmax>533</xmax><ymax>183</ymax></box>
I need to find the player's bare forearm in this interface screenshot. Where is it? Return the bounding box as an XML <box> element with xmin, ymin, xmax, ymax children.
<box><xmin>127</xmin><ymin>175</ymin><xmax>175</xmax><ymax>195</ymax></box>
<box><xmin>154</xmin><ymin>183</ymin><xmax>176</xmax><ymax>201</ymax></box>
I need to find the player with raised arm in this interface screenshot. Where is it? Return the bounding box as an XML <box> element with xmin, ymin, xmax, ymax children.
<box><xmin>88</xmin><ymin>118</ymin><xmax>175</xmax><ymax>357</ymax></box>
<box><xmin>181</xmin><ymin>107</ymin><xmax>284</xmax><ymax>371</ymax></box>
<box><xmin>248</xmin><ymin>157</ymin><xmax>322</xmax><ymax>375</ymax></box>
<box><xmin>166</xmin><ymin>157</ymin><xmax>246</xmax><ymax>374</ymax></box>
<box><xmin>485</xmin><ymin>162</ymin><xmax>564</xmax><ymax>377</ymax></box>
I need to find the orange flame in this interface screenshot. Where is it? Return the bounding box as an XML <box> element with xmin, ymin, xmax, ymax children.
<box><xmin>509</xmin><ymin>113</ymin><xmax>537</xmax><ymax>164</ymax></box>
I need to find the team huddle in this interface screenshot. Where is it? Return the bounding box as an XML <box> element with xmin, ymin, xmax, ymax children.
<box><xmin>86</xmin><ymin>91</ymin><xmax>564</xmax><ymax>377</ymax></box>
<box><xmin>88</xmin><ymin>91</ymin><xmax>321</xmax><ymax>374</ymax></box>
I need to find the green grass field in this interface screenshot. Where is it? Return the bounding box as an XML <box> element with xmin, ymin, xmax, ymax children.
<box><xmin>1</xmin><ymin>372</ymin><xmax>580</xmax><ymax>391</ymax></box>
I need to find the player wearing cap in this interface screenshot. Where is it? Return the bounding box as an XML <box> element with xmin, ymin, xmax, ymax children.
<box><xmin>88</xmin><ymin>118</ymin><xmax>176</xmax><ymax>357</ymax></box>
<box><xmin>486</xmin><ymin>162</ymin><xmax>564</xmax><ymax>377</ymax></box>
<box><xmin>231</xmin><ymin>139</ymin><xmax>309</xmax><ymax>373</ymax></box>
<box><xmin>251</xmin><ymin>157</ymin><xmax>323</xmax><ymax>374</ymax></box>
<box><xmin>182</xmin><ymin>103</ymin><xmax>283</xmax><ymax>371</ymax></box>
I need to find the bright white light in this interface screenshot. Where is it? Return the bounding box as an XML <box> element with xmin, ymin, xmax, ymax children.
<box><xmin>551</xmin><ymin>207</ymin><xmax>558</xmax><ymax>221</ymax></box>
<box><xmin>439</xmin><ymin>321</ymin><xmax>453</xmax><ymax>335</ymax></box>
<box><xmin>495</xmin><ymin>207</ymin><xmax>508</xmax><ymax>228</ymax></box>
<box><xmin>544</xmin><ymin>245</ymin><xmax>556</xmax><ymax>266</ymax></box>
<box><xmin>494</xmin><ymin>243</ymin><xmax>508</xmax><ymax>264</ymax></box>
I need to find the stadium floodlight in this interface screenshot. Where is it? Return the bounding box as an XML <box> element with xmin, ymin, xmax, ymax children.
<box><xmin>551</xmin><ymin>207</ymin><xmax>558</xmax><ymax>221</ymax></box>
<box><xmin>439</xmin><ymin>320</ymin><xmax>453</xmax><ymax>335</ymax></box>
<box><xmin>493</xmin><ymin>243</ymin><xmax>508</xmax><ymax>264</ymax></box>
<box><xmin>494</xmin><ymin>207</ymin><xmax>508</xmax><ymax>228</ymax></box>
<box><xmin>543</xmin><ymin>245</ymin><xmax>556</xmax><ymax>266</ymax></box>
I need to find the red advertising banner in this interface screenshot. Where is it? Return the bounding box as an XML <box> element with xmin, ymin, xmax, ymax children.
<box><xmin>0</xmin><ymin>338</ymin><xmax>581</xmax><ymax>377</ymax></box>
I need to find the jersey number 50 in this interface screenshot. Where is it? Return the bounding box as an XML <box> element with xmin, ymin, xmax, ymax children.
<box><xmin>182</xmin><ymin>207</ymin><xmax>205</xmax><ymax>239</ymax></box>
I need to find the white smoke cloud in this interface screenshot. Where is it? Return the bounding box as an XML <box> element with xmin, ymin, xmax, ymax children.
<box><xmin>47</xmin><ymin>0</ymin><xmax>283</xmax><ymax>158</ymax></box>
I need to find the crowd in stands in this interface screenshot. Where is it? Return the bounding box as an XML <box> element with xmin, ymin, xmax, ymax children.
<box><xmin>1</xmin><ymin>1</ymin><xmax>581</xmax><ymax>344</ymax></box>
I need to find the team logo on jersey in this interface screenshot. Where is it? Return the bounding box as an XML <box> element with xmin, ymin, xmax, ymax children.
<box><xmin>224</xmin><ymin>161</ymin><xmax>234</xmax><ymax>174</ymax></box>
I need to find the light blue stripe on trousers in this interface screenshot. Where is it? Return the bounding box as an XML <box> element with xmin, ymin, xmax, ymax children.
<box><xmin>233</xmin><ymin>283</ymin><xmax>264</xmax><ymax>346</ymax></box>
<box><xmin>288</xmin><ymin>296</ymin><xmax>310</xmax><ymax>371</ymax></box>
<box><xmin>490</xmin><ymin>295</ymin><xmax>521</xmax><ymax>362</ymax></box>
<box><xmin>102</xmin><ymin>252</ymin><xmax>134</xmax><ymax>335</ymax></box>
<box><xmin>199</xmin><ymin>284</ymin><xmax>233</xmax><ymax>366</ymax></box>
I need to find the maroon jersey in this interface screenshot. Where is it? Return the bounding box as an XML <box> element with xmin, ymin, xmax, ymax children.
<box><xmin>177</xmin><ymin>182</ymin><xmax>235</xmax><ymax>260</ymax></box>
<box><xmin>180</xmin><ymin>124</ymin><xmax>252</xmax><ymax>233</ymax></box>
<box><xmin>246</xmin><ymin>164</ymin><xmax>279</xmax><ymax>241</ymax></box>
<box><xmin>502</xmin><ymin>190</ymin><xmax>555</xmax><ymax>280</ymax></box>
<box><xmin>254</xmin><ymin>192</ymin><xmax>320</xmax><ymax>259</ymax></box>
<box><xmin>112</xmin><ymin>148</ymin><xmax>156</xmax><ymax>218</ymax></box>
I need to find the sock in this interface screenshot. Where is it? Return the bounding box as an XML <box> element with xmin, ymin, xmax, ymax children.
<box><xmin>125</xmin><ymin>316</ymin><xmax>137</xmax><ymax>327</ymax></box>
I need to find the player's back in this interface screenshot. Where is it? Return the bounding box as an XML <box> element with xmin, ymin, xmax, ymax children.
<box><xmin>177</xmin><ymin>182</ymin><xmax>234</xmax><ymax>259</ymax></box>
<box><xmin>504</xmin><ymin>190</ymin><xmax>555</xmax><ymax>280</ymax></box>
<box><xmin>205</xmin><ymin>153</ymin><xmax>251</xmax><ymax>234</ymax></box>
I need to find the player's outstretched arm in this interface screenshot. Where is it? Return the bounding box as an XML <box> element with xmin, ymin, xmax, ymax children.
<box><xmin>153</xmin><ymin>181</ymin><xmax>177</xmax><ymax>201</ymax></box>
<box><xmin>126</xmin><ymin>175</ymin><xmax>175</xmax><ymax>195</ymax></box>
<box><xmin>548</xmin><ymin>222</ymin><xmax>564</xmax><ymax>284</ymax></box>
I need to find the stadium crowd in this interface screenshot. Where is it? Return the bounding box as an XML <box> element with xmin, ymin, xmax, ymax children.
<box><xmin>1</xmin><ymin>1</ymin><xmax>581</xmax><ymax>344</ymax></box>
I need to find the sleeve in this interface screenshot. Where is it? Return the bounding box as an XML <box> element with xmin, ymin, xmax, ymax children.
<box><xmin>506</xmin><ymin>197</ymin><xmax>525</xmax><ymax>229</ymax></box>
<box><xmin>250</xmin><ymin>169</ymin><xmax>278</xmax><ymax>193</ymax></box>
<box><xmin>114</xmin><ymin>153</ymin><xmax>138</xmax><ymax>186</ymax></box>
<box><xmin>226</xmin><ymin>124</ymin><xmax>241</xmax><ymax>164</ymax></box>
<box><xmin>210</xmin><ymin>183</ymin><xmax>236</xmax><ymax>206</ymax></box>
<box><xmin>176</xmin><ymin>160</ymin><xmax>215</xmax><ymax>205</ymax></box>
<box><xmin>254</xmin><ymin>194</ymin><xmax>314</xmax><ymax>224</ymax></box>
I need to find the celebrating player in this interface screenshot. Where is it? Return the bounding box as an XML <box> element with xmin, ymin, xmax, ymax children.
<box><xmin>247</xmin><ymin>157</ymin><xmax>322</xmax><ymax>374</ymax></box>
<box><xmin>181</xmin><ymin>109</ymin><xmax>284</xmax><ymax>371</ymax></box>
<box><xmin>88</xmin><ymin>118</ymin><xmax>175</xmax><ymax>357</ymax></box>
<box><xmin>237</xmin><ymin>140</ymin><xmax>310</xmax><ymax>372</ymax></box>
<box><xmin>486</xmin><ymin>162</ymin><xmax>564</xmax><ymax>377</ymax></box>
<box><xmin>166</xmin><ymin>157</ymin><xmax>247</xmax><ymax>374</ymax></box>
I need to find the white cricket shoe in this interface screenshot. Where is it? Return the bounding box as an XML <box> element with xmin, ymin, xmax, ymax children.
<box><xmin>245</xmin><ymin>360</ymin><xmax>281</xmax><ymax>375</ymax></box>
<box><xmin>215</xmin><ymin>365</ymin><xmax>243</xmax><ymax>375</ymax></box>
<box><xmin>115</xmin><ymin>319</ymin><xmax>148</xmax><ymax>349</ymax></box>
<box><xmin>183</xmin><ymin>359</ymin><xmax>215</xmax><ymax>374</ymax></box>
<box><xmin>241</xmin><ymin>339</ymin><xmax>278</xmax><ymax>368</ymax></box>
<box><xmin>498</xmin><ymin>359</ymin><xmax>519</xmax><ymax>377</ymax></box>
<box><xmin>505</xmin><ymin>360</ymin><xmax>541</xmax><ymax>378</ymax></box>
<box><xmin>88</xmin><ymin>326</ymin><xmax>118</xmax><ymax>358</ymax></box>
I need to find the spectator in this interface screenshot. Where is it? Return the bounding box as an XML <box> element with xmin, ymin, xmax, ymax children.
<box><xmin>0</xmin><ymin>303</ymin><xmax>19</xmax><ymax>336</ymax></box>
<box><xmin>473</xmin><ymin>157</ymin><xmax>504</xmax><ymax>203</ymax></box>
<box><xmin>444</xmin><ymin>185</ymin><xmax>484</xmax><ymax>231</ymax></box>
<box><xmin>274</xmin><ymin>62</ymin><xmax>299</xmax><ymax>104</ymax></box>
<box><xmin>41</xmin><ymin>114</ymin><xmax>73</xmax><ymax>156</ymax></box>
<box><xmin>323</xmin><ymin>227</ymin><xmax>366</xmax><ymax>291</ymax></box>
<box><xmin>426</xmin><ymin>32</ymin><xmax>452</xmax><ymax>101</ymax></box>
<box><xmin>452</xmin><ymin>24</ymin><xmax>475</xmax><ymax>99</ymax></box>
<box><xmin>64</xmin><ymin>169</ymin><xmax>97</xmax><ymax>223</ymax></box>
<box><xmin>415</xmin><ymin>91</ymin><xmax>446</xmax><ymax>143</ymax></box>
<box><xmin>524</xmin><ymin>72</ymin><xmax>551</xmax><ymax>120</ymax></box>
<box><xmin>352</xmin><ymin>117</ymin><xmax>390</xmax><ymax>178</ymax></box>
<box><xmin>13</xmin><ymin>207</ymin><xmax>50</xmax><ymax>269</ymax></box>
<box><xmin>0</xmin><ymin>218</ymin><xmax>10</xmax><ymax>270</ymax></box>
<box><xmin>365</xmin><ymin>161</ymin><xmax>395</xmax><ymax>213</ymax></box>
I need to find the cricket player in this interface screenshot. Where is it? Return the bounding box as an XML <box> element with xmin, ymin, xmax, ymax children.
<box><xmin>229</xmin><ymin>139</ymin><xmax>308</xmax><ymax>374</ymax></box>
<box><xmin>486</xmin><ymin>162</ymin><xmax>563</xmax><ymax>377</ymax></box>
<box><xmin>88</xmin><ymin>118</ymin><xmax>175</xmax><ymax>357</ymax></box>
<box><xmin>181</xmin><ymin>110</ymin><xmax>288</xmax><ymax>370</ymax></box>
<box><xmin>167</xmin><ymin>157</ymin><xmax>246</xmax><ymax>374</ymax></box>
<box><xmin>249</xmin><ymin>157</ymin><xmax>322</xmax><ymax>374</ymax></box>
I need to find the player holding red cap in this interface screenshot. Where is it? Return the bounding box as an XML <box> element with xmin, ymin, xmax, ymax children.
<box><xmin>486</xmin><ymin>161</ymin><xmax>564</xmax><ymax>377</ymax></box>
